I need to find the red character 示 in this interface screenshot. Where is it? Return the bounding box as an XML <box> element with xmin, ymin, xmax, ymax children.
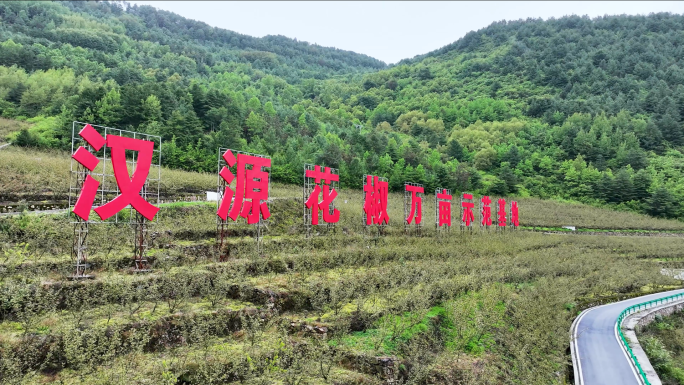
<box><xmin>405</xmin><ymin>184</ymin><xmax>423</xmax><ymax>225</ymax></box>
<box><xmin>363</xmin><ymin>175</ymin><xmax>390</xmax><ymax>225</ymax></box>
<box><xmin>217</xmin><ymin>149</ymin><xmax>271</xmax><ymax>225</ymax></box>
<box><xmin>461</xmin><ymin>193</ymin><xmax>474</xmax><ymax>227</ymax></box>
<box><xmin>72</xmin><ymin>124</ymin><xmax>160</xmax><ymax>221</ymax></box>
<box><xmin>436</xmin><ymin>189</ymin><xmax>452</xmax><ymax>227</ymax></box>
<box><xmin>481</xmin><ymin>196</ymin><xmax>492</xmax><ymax>227</ymax></box>
<box><xmin>497</xmin><ymin>198</ymin><xmax>507</xmax><ymax>227</ymax></box>
<box><xmin>304</xmin><ymin>165</ymin><xmax>340</xmax><ymax>224</ymax></box>
<box><xmin>511</xmin><ymin>201</ymin><xmax>519</xmax><ymax>227</ymax></box>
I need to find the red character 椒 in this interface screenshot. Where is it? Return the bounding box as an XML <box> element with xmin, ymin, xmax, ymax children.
<box><xmin>461</xmin><ymin>193</ymin><xmax>474</xmax><ymax>227</ymax></box>
<box><xmin>217</xmin><ymin>149</ymin><xmax>271</xmax><ymax>225</ymax></box>
<box><xmin>405</xmin><ymin>184</ymin><xmax>424</xmax><ymax>225</ymax></box>
<box><xmin>510</xmin><ymin>200</ymin><xmax>519</xmax><ymax>227</ymax></box>
<box><xmin>480</xmin><ymin>195</ymin><xmax>492</xmax><ymax>227</ymax></box>
<box><xmin>436</xmin><ymin>189</ymin><xmax>452</xmax><ymax>227</ymax></box>
<box><xmin>72</xmin><ymin>124</ymin><xmax>160</xmax><ymax>221</ymax></box>
<box><xmin>497</xmin><ymin>198</ymin><xmax>507</xmax><ymax>227</ymax></box>
<box><xmin>363</xmin><ymin>175</ymin><xmax>389</xmax><ymax>225</ymax></box>
<box><xmin>305</xmin><ymin>165</ymin><xmax>340</xmax><ymax>225</ymax></box>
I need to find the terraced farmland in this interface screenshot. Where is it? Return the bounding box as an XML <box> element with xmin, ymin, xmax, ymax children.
<box><xmin>2</xmin><ymin>184</ymin><xmax>684</xmax><ymax>384</ymax></box>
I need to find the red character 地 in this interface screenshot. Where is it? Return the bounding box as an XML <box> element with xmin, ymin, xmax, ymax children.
<box><xmin>436</xmin><ymin>189</ymin><xmax>452</xmax><ymax>227</ymax></box>
<box><xmin>405</xmin><ymin>184</ymin><xmax>424</xmax><ymax>225</ymax></box>
<box><xmin>510</xmin><ymin>201</ymin><xmax>519</xmax><ymax>227</ymax></box>
<box><xmin>72</xmin><ymin>124</ymin><xmax>159</xmax><ymax>221</ymax></box>
<box><xmin>497</xmin><ymin>198</ymin><xmax>507</xmax><ymax>227</ymax></box>
<box><xmin>461</xmin><ymin>193</ymin><xmax>474</xmax><ymax>227</ymax></box>
<box><xmin>363</xmin><ymin>175</ymin><xmax>390</xmax><ymax>225</ymax></box>
<box><xmin>305</xmin><ymin>165</ymin><xmax>340</xmax><ymax>225</ymax></box>
<box><xmin>217</xmin><ymin>149</ymin><xmax>271</xmax><ymax>225</ymax></box>
<box><xmin>481</xmin><ymin>196</ymin><xmax>492</xmax><ymax>227</ymax></box>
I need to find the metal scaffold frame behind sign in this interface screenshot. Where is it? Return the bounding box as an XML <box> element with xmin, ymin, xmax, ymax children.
<box><xmin>216</xmin><ymin>148</ymin><xmax>271</xmax><ymax>259</ymax></box>
<box><xmin>404</xmin><ymin>182</ymin><xmax>423</xmax><ymax>235</ymax></box>
<box><xmin>303</xmin><ymin>164</ymin><xmax>339</xmax><ymax>238</ymax></box>
<box><xmin>68</xmin><ymin>121</ymin><xmax>161</xmax><ymax>276</ymax></box>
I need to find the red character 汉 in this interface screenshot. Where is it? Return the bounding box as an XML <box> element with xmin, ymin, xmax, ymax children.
<box><xmin>305</xmin><ymin>165</ymin><xmax>340</xmax><ymax>225</ymax></box>
<box><xmin>481</xmin><ymin>196</ymin><xmax>492</xmax><ymax>227</ymax></box>
<box><xmin>217</xmin><ymin>149</ymin><xmax>271</xmax><ymax>225</ymax></box>
<box><xmin>511</xmin><ymin>201</ymin><xmax>519</xmax><ymax>227</ymax></box>
<box><xmin>461</xmin><ymin>193</ymin><xmax>474</xmax><ymax>226</ymax></box>
<box><xmin>436</xmin><ymin>189</ymin><xmax>452</xmax><ymax>227</ymax></box>
<box><xmin>497</xmin><ymin>198</ymin><xmax>507</xmax><ymax>227</ymax></box>
<box><xmin>405</xmin><ymin>184</ymin><xmax>423</xmax><ymax>225</ymax></box>
<box><xmin>363</xmin><ymin>175</ymin><xmax>389</xmax><ymax>225</ymax></box>
<box><xmin>72</xmin><ymin>124</ymin><xmax>160</xmax><ymax>221</ymax></box>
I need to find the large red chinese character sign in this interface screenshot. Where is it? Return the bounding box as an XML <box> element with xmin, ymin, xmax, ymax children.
<box><xmin>217</xmin><ymin>148</ymin><xmax>271</xmax><ymax>257</ymax></box>
<box><xmin>480</xmin><ymin>196</ymin><xmax>492</xmax><ymax>229</ymax></box>
<box><xmin>404</xmin><ymin>183</ymin><xmax>424</xmax><ymax>234</ymax></box>
<box><xmin>461</xmin><ymin>193</ymin><xmax>475</xmax><ymax>230</ymax></box>
<box><xmin>363</xmin><ymin>175</ymin><xmax>389</xmax><ymax>227</ymax></box>
<box><xmin>497</xmin><ymin>198</ymin><xmax>507</xmax><ymax>229</ymax></box>
<box><xmin>435</xmin><ymin>188</ymin><xmax>452</xmax><ymax>230</ymax></box>
<box><xmin>304</xmin><ymin>164</ymin><xmax>340</xmax><ymax>236</ymax></box>
<box><xmin>69</xmin><ymin>122</ymin><xmax>161</xmax><ymax>276</ymax></box>
<box><xmin>510</xmin><ymin>200</ymin><xmax>519</xmax><ymax>228</ymax></box>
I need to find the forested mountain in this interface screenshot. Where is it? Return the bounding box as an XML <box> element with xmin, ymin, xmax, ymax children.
<box><xmin>2</xmin><ymin>1</ymin><xmax>684</xmax><ymax>218</ymax></box>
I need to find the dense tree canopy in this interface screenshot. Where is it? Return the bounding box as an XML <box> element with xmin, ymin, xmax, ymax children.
<box><xmin>3</xmin><ymin>2</ymin><xmax>684</xmax><ymax>218</ymax></box>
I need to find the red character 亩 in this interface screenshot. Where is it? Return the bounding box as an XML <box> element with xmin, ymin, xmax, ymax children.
<box><xmin>511</xmin><ymin>201</ymin><xmax>519</xmax><ymax>227</ymax></box>
<box><xmin>436</xmin><ymin>189</ymin><xmax>452</xmax><ymax>227</ymax></box>
<box><xmin>363</xmin><ymin>175</ymin><xmax>390</xmax><ymax>225</ymax></box>
<box><xmin>461</xmin><ymin>193</ymin><xmax>474</xmax><ymax>227</ymax></box>
<box><xmin>481</xmin><ymin>196</ymin><xmax>492</xmax><ymax>227</ymax></box>
<box><xmin>405</xmin><ymin>184</ymin><xmax>423</xmax><ymax>225</ymax></box>
<box><xmin>304</xmin><ymin>165</ymin><xmax>340</xmax><ymax>224</ymax></box>
<box><xmin>72</xmin><ymin>124</ymin><xmax>159</xmax><ymax>221</ymax></box>
<box><xmin>217</xmin><ymin>149</ymin><xmax>271</xmax><ymax>225</ymax></box>
<box><xmin>497</xmin><ymin>198</ymin><xmax>507</xmax><ymax>227</ymax></box>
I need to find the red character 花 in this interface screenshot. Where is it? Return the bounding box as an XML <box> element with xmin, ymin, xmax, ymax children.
<box><xmin>72</xmin><ymin>124</ymin><xmax>159</xmax><ymax>221</ymax></box>
<box><xmin>461</xmin><ymin>193</ymin><xmax>474</xmax><ymax>227</ymax></box>
<box><xmin>436</xmin><ymin>189</ymin><xmax>452</xmax><ymax>227</ymax></box>
<box><xmin>480</xmin><ymin>196</ymin><xmax>492</xmax><ymax>227</ymax></box>
<box><xmin>497</xmin><ymin>198</ymin><xmax>507</xmax><ymax>227</ymax></box>
<box><xmin>510</xmin><ymin>201</ymin><xmax>519</xmax><ymax>227</ymax></box>
<box><xmin>217</xmin><ymin>149</ymin><xmax>271</xmax><ymax>225</ymax></box>
<box><xmin>405</xmin><ymin>184</ymin><xmax>423</xmax><ymax>225</ymax></box>
<box><xmin>363</xmin><ymin>175</ymin><xmax>390</xmax><ymax>225</ymax></box>
<box><xmin>305</xmin><ymin>165</ymin><xmax>340</xmax><ymax>224</ymax></box>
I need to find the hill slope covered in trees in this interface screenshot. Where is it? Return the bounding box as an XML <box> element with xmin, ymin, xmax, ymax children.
<box><xmin>2</xmin><ymin>1</ymin><xmax>684</xmax><ymax>218</ymax></box>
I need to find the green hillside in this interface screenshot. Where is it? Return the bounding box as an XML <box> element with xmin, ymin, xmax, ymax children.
<box><xmin>2</xmin><ymin>2</ymin><xmax>684</xmax><ymax>219</ymax></box>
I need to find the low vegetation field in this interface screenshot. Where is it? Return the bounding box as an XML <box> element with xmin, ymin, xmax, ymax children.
<box><xmin>1</xmin><ymin>175</ymin><xmax>683</xmax><ymax>384</ymax></box>
<box><xmin>0</xmin><ymin>118</ymin><xmax>27</xmax><ymax>144</ymax></box>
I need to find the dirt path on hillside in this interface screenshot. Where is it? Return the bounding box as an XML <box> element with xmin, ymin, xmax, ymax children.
<box><xmin>542</xmin><ymin>230</ymin><xmax>684</xmax><ymax>238</ymax></box>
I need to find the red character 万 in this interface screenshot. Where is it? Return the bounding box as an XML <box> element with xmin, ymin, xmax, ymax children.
<box><xmin>497</xmin><ymin>198</ymin><xmax>507</xmax><ymax>227</ymax></box>
<box><xmin>405</xmin><ymin>184</ymin><xmax>423</xmax><ymax>225</ymax></box>
<box><xmin>510</xmin><ymin>201</ymin><xmax>519</xmax><ymax>227</ymax></box>
<box><xmin>480</xmin><ymin>196</ymin><xmax>492</xmax><ymax>227</ymax></box>
<box><xmin>72</xmin><ymin>124</ymin><xmax>160</xmax><ymax>221</ymax></box>
<box><xmin>217</xmin><ymin>149</ymin><xmax>271</xmax><ymax>225</ymax></box>
<box><xmin>436</xmin><ymin>189</ymin><xmax>452</xmax><ymax>227</ymax></box>
<box><xmin>304</xmin><ymin>165</ymin><xmax>340</xmax><ymax>225</ymax></box>
<box><xmin>363</xmin><ymin>175</ymin><xmax>390</xmax><ymax>225</ymax></box>
<box><xmin>461</xmin><ymin>193</ymin><xmax>474</xmax><ymax>227</ymax></box>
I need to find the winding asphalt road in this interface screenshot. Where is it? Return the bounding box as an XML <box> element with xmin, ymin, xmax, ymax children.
<box><xmin>572</xmin><ymin>288</ymin><xmax>684</xmax><ymax>385</ymax></box>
